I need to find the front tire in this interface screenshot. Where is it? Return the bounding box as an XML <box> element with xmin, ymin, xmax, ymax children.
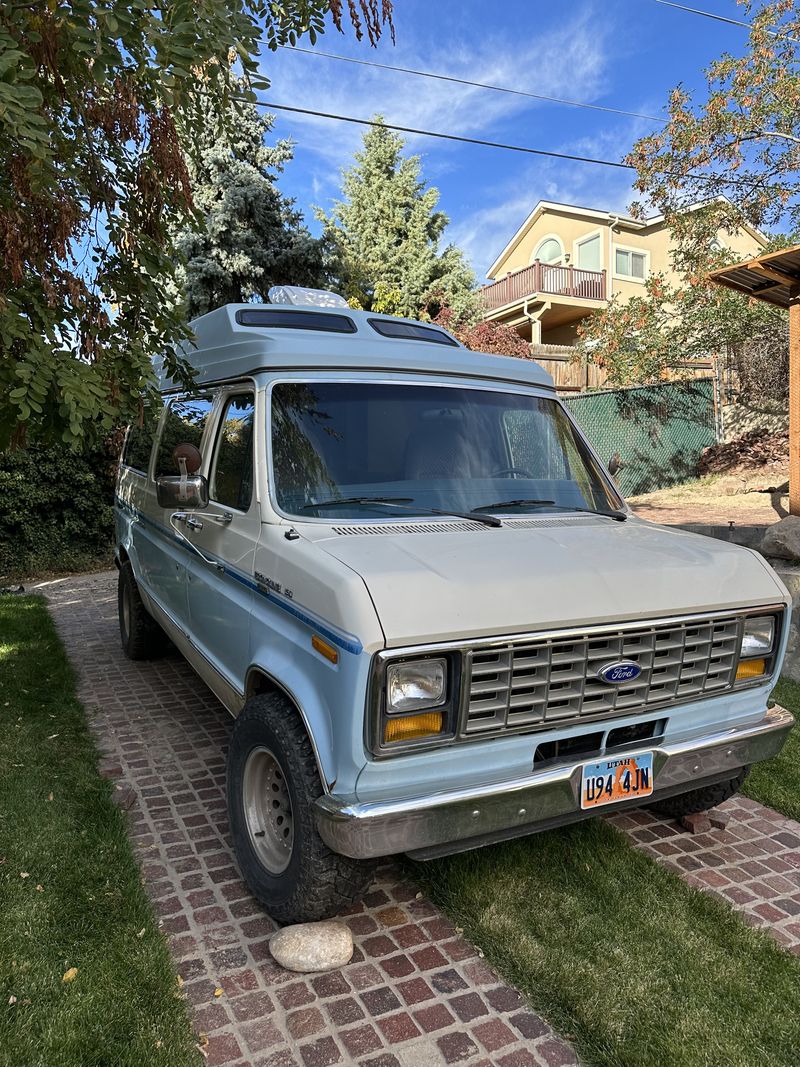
<box><xmin>227</xmin><ymin>693</ymin><xmax>376</xmax><ymax>924</ymax></box>
<box><xmin>118</xmin><ymin>561</ymin><xmax>167</xmax><ymax>660</ymax></box>
<box><xmin>647</xmin><ymin>768</ymin><xmax>749</xmax><ymax>818</ymax></box>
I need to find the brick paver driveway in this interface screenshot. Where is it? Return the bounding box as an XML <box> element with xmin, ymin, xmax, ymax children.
<box><xmin>43</xmin><ymin>571</ymin><xmax>577</xmax><ymax>1067</ymax></box>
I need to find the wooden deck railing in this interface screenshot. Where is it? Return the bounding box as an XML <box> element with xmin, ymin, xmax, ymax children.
<box><xmin>481</xmin><ymin>260</ymin><xmax>606</xmax><ymax>311</ymax></box>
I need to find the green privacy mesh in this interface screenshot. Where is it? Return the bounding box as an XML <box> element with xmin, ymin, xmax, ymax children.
<box><xmin>564</xmin><ymin>379</ymin><xmax>717</xmax><ymax>497</ymax></box>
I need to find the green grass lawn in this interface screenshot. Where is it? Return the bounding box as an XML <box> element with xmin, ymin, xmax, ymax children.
<box><xmin>0</xmin><ymin>595</ymin><xmax>200</xmax><ymax>1067</ymax></box>
<box><xmin>413</xmin><ymin>676</ymin><xmax>800</xmax><ymax>1067</ymax></box>
<box><xmin>741</xmin><ymin>676</ymin><xmax>800</xmax><ymax>821</ymax></box>
<box><xmin>413</xmin><ymin>820</ymin><xmax>800</xmax><ymax>1067</ymax></box>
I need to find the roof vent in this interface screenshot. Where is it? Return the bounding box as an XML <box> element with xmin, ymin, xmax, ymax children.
<box><xmin>268</xmin><ymin>285</ymin><xmax>349</xmax><ymax>308</ymax></box>
<box><xmin>235</xmin><ymin>308</ymin><xmax>356</xmax><ymax>333</ymax></box>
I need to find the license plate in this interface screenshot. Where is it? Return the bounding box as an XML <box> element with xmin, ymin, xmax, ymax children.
<box><xmin>580</xmin><ymin>752</ymin><xmax>654</xmax><ymax>810</ymax></box>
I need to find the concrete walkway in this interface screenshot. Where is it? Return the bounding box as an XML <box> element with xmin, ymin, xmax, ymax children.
<box><xmin>43</xmin><ymin>571</ymin><xmax>577</xmax><ymax>1067</ymax></box>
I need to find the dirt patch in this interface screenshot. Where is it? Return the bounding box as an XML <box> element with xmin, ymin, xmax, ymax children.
<box><xmin>628</xmin><ymin>472</ymin><xmax>788</xmax><ymax>527</ymax></box>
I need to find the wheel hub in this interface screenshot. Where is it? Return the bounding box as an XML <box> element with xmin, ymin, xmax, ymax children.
<box><xmin>242</xmin><ymin>746</ymin><xmax>294</xmax><ymax>874</ymax></box>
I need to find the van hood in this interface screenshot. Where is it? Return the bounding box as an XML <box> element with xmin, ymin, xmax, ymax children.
<box><xmin>308</xmin><ymin>517</ymin><xmax>786</xmax><ymax>647</ymax></box>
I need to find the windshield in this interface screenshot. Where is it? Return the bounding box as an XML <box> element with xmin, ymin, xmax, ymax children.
<box><xmin>270</xmin><ymin>382</ymin><xmax>623</xmax><ymax>521</ymax></box>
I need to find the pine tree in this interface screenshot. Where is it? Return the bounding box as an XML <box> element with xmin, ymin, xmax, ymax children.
<box><xmin>175</xmin><ymin>88</ymin><xmax>323</xmax><ymax>318</ymax></box>
<box><xmin>318</xmin><ymin>119</ymin><xmax>478</xmax><ymax>321</ymax></box>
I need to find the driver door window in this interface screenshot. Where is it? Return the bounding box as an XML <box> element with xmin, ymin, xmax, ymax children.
<box><xmin>154</xmin><ymin>393</ymin><xmax>214</xmax><ymax>479</ymax></box>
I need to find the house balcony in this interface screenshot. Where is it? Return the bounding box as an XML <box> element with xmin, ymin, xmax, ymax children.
<box><xmin>480</xmin><ymin>260</ymin><xmax>607</xmax><ymax>346</ymax></box>
<box><xmin>482</xmin><ymin>260</ymin><xmax>607</xmax><ymax>311</ymax></box>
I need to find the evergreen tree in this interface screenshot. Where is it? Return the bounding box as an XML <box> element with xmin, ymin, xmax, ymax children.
<box><xmin>318</xmin><ymin>120</ymin><xmax>478</xmax><ymax>320</ymax></box>
<box><xmin>175</xmin><ymin>88</ymin><xmax>323</xmax><ymax>318</ymax></box>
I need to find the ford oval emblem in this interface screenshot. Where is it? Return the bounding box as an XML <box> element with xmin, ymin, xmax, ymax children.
<box><xmin>598</xmin><ymin>660</ymin><xmax>642</xmax><ymax>685</ymax></box>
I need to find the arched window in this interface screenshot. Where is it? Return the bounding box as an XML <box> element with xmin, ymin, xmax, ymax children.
<box><xmin>533</xmin><ymin>237</ymin><xmax>563</xmax><ymax>264</ymax></box>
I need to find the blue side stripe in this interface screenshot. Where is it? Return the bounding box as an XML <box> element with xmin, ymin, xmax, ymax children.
<box><xmin>115</xmin><ymin>495</ymin><xmax>363</xmax><ymax>655</ymax></box>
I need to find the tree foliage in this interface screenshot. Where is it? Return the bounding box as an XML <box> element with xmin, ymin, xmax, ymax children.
<box><xmin>433</xmin><ymin>303</ymin><xmax>531</xmax><ymax>358</ymax></box>
<box><xmin>577</xmin><ymin>257</ymin><xmax>787</xmax><ymax>394</ymax></box>
<box><xmin>318</xmin><ymin>120</ymin><xmax>479</xmax><ymax>321</ymax></box>
<box><xmin>580</xmin><ymin>0</ymin><xmax>793</xmax><ymax>392</ymax></box>
<box><xmin>627</xmin><ymin>0</ymin><xmax>800</xmax><ymax>246</ymax></box>
<box><xmin>0</xmin><ymin>0</ymin><xmax>393</xmax><ymax>450</ymax></box>
<box><xmin>174</xmin><ymin>86</ymin><xmax>324</xmax><ymax>319</ymax></box>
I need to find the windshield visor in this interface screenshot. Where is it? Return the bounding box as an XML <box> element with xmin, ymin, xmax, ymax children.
<box><xmin>270</xmin><ymin>382</ymin><xmax>623</xmax><ymax>520</ymax></box>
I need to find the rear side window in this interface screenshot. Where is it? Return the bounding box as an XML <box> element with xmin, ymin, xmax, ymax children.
<box><xmin>211</xmin><ymin>393</ymin><xmax>255</xmax><ymax>511</ymax></box>
<box><xmin>154</xmin><ymin>393</ymin><xmax>214</xmax><ymax>478</ymax></box>
<box><xmin>121</xmin><ymin>403</ymin><xmax>162</xmax><ymax>473</ymax></box>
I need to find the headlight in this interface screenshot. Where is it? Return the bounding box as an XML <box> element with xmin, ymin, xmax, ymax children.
<box><xmin>386</xmin><ymin>658</ymin><xmax>447</xmax><ymax>713</ymax></box>
<box><xmin>740</xmin><ymin>617</ymin><xmax>774</xmax><ymax>658</ymax></box>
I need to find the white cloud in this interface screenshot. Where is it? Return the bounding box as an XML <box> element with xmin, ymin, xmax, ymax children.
<box><xmin>261</xmin><ymin>5</ymin><xmax>613</xmax><ymax>182</ymax></box>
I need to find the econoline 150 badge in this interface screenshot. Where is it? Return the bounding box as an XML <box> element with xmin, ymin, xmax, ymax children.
<box><xmin>598</xmin><ymin>660</ymin><xmax>642</xmax><ymax>685</ymax></box>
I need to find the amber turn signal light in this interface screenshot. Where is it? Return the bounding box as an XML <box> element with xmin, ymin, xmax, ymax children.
<box><xmin>311</xmin><ymin>635</ymin><xmax>338</xmax><ymax>664</ymax></box>
<box><xmin>736</xmin><ymin>657</ymin><xmax>766</xmax><ymax>681</ymax></box>
<box><xmin>384</xmin><ymin>711</ymin><xmax>444</xmax><ymax>743</ymax></box>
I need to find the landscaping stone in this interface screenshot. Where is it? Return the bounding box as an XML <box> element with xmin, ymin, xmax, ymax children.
<box><xmin>269</xmin><ymin>922</ymin><xmax>354</xmax><ymax>973</ymax></box>
<box><xmin>759</xmin><ymin>514</ymin><xmax>800</xmax><ymax>561</ymax></box>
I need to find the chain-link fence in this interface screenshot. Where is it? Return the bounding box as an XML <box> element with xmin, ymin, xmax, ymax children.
<box><xmin>564</xmin><ymin>379</ymin><xmax>717</xmax><ymax>497</ymax></box>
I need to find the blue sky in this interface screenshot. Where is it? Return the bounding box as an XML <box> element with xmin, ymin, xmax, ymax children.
<box><xmin>260</xmin><ymin>0</ymin><xmax>753</xmax><ymax>281</ymax></box>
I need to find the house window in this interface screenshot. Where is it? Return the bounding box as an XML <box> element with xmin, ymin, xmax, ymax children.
<box><xmin>615</xmin><ymin>248</ymin><xmax>647</xmax><ymax>280</ymax></box>
<box><xmin>576</xmin><ymin>233</ymin><xmax>601</xmax><ymax>271</ymax></box>
<box><xmin>533</xmin><ymin>237</ymin><xmax>563</xmax><ymax>264</ymax></box>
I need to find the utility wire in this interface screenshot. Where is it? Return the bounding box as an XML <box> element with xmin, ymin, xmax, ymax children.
<box><xmin>651</xmin><ymin>0</ymin><xmax>800</xmax><ymax>43</ymax></box>
<box><xmin>260</xmin><ymin>101</ymin><xmax>760</xmax><ymax>189</ymax></box>
<box><xmin>277</xmin><ymin>44</ymin><xmax>664</xmax><ymax>124</ymax></box>
<box><xmin>261</xmin><ymin>101</ymin><xmax>635</xmax><ymax>169</ymax></box>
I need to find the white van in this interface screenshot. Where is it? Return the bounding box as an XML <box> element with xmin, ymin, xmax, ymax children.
<box><xmin>115</xmin><ymin>294</ymin><xmax>793</xmax><ymax>923</ymax></box>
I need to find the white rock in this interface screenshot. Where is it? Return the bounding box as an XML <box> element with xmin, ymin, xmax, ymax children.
<box><xmin>269</xmin><ymin>920</ymin><xmax>353</xmax><ymax>973</ymax></box>
<box><xmin>759</xmin><ymin>515</ymin><xmax>800</xmax><ymax>561</ymax></box>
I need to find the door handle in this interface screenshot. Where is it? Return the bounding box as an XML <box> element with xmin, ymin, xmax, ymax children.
<box><xmin>185</xmin><ymin>516</ymin><xmax>204</xmax><ymax>531</ymax></box>
<box><xmin>168</xmin><ymin>513</ymin><xmax>223</xmax><ymax>572</ymax></box>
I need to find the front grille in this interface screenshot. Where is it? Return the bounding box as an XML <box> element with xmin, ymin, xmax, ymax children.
<box><xmin>464</xmin><ymin>614</ymin><xmax>742</xmax><ymax>735</ymax></box>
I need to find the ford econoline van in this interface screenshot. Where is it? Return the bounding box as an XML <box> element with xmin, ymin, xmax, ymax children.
<box><xmin>115</xmin><ymin>292</ymin><xmax>793</xmax><ymax>923</ymax></box>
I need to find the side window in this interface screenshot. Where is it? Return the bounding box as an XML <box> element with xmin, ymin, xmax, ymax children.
<box><xmin>211</xmin><ymin>393</ymin><xmax>255</xmax><ymax>511</ymax></box>
<box><xmin>154</xmin><ymin>393</ymin><xmax>214</xmax><ymax>478</ymax></box>
<box><xmin>121</xmin><ymin>402</ymin><xmax>162</xmax><ymax>473</ymax></box>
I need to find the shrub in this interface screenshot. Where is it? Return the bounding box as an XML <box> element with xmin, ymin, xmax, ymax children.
<box><xmin>0</xmin><ymin>441</ymin><xmax>118</xmax><ymax>581</ymax></box>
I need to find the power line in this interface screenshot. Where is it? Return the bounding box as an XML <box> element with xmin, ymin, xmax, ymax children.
<box><xmin>651</xmin><ymin>0</ymin><xmax>800</xmax><ymax>43</ymax></box>
<box><xmin>261</xmin><ymin>101</ymin><xmax>635</xmax><ymax>170</ymax></box>
<box><xmin>277</xmin><ymin>44</ymin><xmax>664</xmax><ymax>124</ymax></box>
<box><xmin>260</xmin><ymin>101</ymin><xmax>761</xmax><ymax>189</ymax></box>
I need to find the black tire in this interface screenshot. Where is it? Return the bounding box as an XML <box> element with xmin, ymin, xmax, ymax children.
<box><xmin>647</xmin><ymin>768</ymin><xmax>749</xmax><ymax>818</ymax></box>
<box><xmin>118</xmin><ymin>561</ymin><xmax>167</xmax><ymax>661</ymax></box>
<box><xmin>227</xmin><ymin>692</ymin><xmax>377</xmax><ymax>924</ymax></box>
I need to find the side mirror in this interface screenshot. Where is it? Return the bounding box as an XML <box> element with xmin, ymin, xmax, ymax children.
<box><xmin>156</xmin><ymin>474</ymin><xmax>209</xmax><ymax>510</ymax></box>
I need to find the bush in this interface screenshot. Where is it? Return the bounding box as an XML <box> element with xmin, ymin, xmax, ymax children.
<box><xmin>0</xmin><ymin>441</ymin><xmax>118</xmax><ymax>580</ymax></box>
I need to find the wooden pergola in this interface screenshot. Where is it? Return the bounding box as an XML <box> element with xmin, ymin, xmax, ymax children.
<box><xmin>709</xmin><ymin>245</ymin><xmax>800</xmax><ymax>516</ymax></box>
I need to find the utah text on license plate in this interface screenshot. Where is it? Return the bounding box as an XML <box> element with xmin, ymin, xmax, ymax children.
<box><xmin>580</xmin><ymin>753</ymin><xmax>654</xmax><ymax>810</ymax></box>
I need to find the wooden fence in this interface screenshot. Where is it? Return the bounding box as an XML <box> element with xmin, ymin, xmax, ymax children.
<box><xmin>531</xmin><ymin>344</ymin><xmax>716</xmax><ymax>393</ymax></box>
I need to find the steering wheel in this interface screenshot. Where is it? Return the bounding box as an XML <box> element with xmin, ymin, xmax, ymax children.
<box><xmin>490</xmin><ymin>466</ymin><xmax>535</xmax><ymax>478</ymax></box>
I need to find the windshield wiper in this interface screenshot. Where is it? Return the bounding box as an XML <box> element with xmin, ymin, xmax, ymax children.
<box><xmin>300</xmin><ymin>496</ymin><xmax>502</xmax><ymax>528</ymax></box>
<box><xmin>472</xmin><ymin>499</ymin><xmax>627</xmax><ymax>522</ymax></box>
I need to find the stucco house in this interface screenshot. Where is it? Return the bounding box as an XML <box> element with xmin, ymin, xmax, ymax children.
<box><xmin>481</xmin><ymin>199</ymin><xmax>767</xmax><ymax>350</ymax></box>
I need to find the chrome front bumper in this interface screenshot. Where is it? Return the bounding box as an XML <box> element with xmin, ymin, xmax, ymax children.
<box><xmin>314</xmin><ymin>704</ymin><xmax>794</xmax><ymax>860</ymax></box>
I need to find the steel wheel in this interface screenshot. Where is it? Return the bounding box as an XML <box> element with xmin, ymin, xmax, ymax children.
<box><xmin>242</xmin><ymin>746</ymin><xmax>294</xmax><ymax>874</ymax></box>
